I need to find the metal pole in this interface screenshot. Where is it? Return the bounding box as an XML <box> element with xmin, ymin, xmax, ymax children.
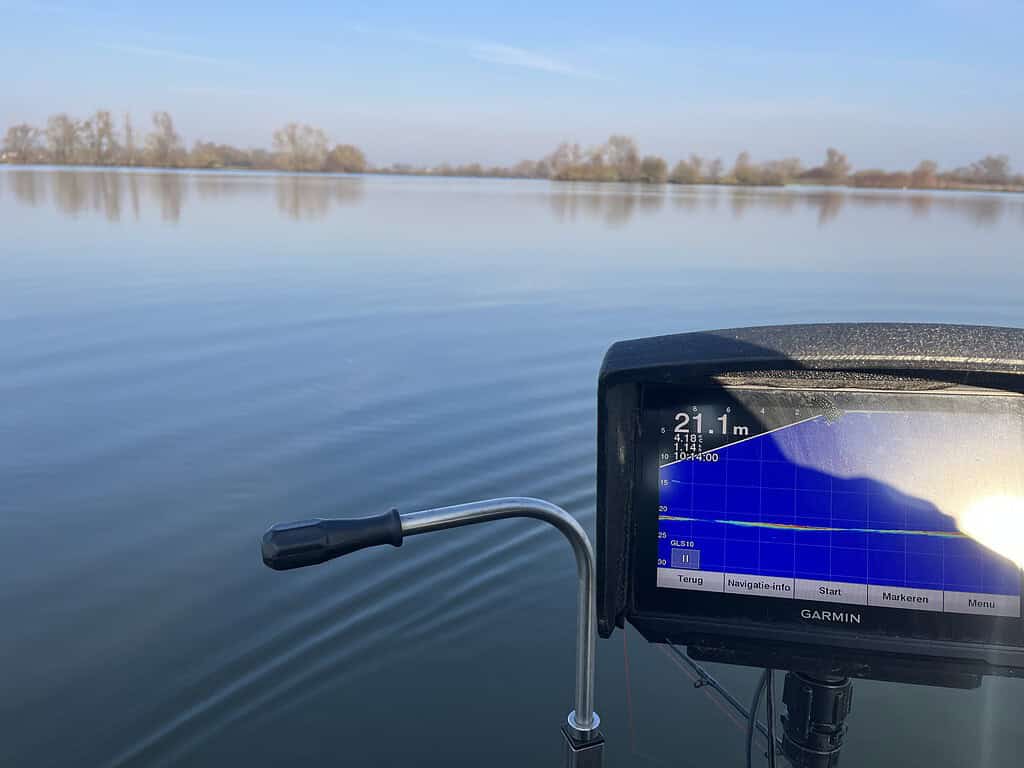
<box><xmin>399</xmin><ymin>497</ymin><xmax>600</xmax><ymax>739</ymax></box>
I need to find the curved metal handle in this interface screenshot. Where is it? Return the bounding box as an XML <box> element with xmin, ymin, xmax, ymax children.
<box><xmin>261</xmin><ymin>497</ymin><xmax>600</xmax><ymax>739</ymax></box>
<box><xmin>399</xmin><ymin>497</ymin><xmax>599</xmax><ymax>737</ymax></box>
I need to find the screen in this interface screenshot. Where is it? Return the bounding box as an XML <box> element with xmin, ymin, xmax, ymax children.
<box><xmin>655</xmin><ymin>388</ymin><xmax>1024</xmax><ymax>618</ymax></box>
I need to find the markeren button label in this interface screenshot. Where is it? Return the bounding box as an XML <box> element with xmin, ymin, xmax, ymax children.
<box><xmin>724</xmin><ymin>573</ymin><xmax>795</xmax><ymax>598</ymax></box>
<box><xmin>794</xmin><ymin>579</ymin><xmax>867</xmax><ymax>606</ymax></box>
<box><xmin>943</xmin><ymin>591</ymin><xmax>1020</xmax><ymax>618</ymax></box>
<box><xmin>657</xmin><ymin>567</ymin><xmax>724</xmax><ymax>592</ymax></box>
<box><xmin>868</xmin><ymin>585</ymin><xmax>943</xmax><ymax>611</ymax></box>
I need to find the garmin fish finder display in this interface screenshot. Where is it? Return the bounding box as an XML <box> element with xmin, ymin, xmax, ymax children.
<box><xmin>654</xmin><ymin>389</ymin><xmax>1024</xmax><ymax>617</ymax></box>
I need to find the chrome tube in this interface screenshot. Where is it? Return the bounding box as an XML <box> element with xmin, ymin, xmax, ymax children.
<box><xmin>400</xmin><ymin>497</ymin><xmax>600</xmax><ymax>736</ymax></box>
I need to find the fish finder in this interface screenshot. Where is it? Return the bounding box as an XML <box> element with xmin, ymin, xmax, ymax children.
<box><xmin>260</xmin><ymin>322</ymin><xmax>1024</xmax><ymax>767</ymax></box>
<box><xmin>597</xmin><ymin>323</ymin><xmax>1024</xmax><ymax>685</ymax></box>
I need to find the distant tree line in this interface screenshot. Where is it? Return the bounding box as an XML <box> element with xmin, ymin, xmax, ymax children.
<box><xmin>377</xmin><ymin>138</ymin><xmax>1023</xmax><ymax>191</ymax></box>
<box><xmin>3</xmin><ymin>110</ymin><xmax>1022</xmax><ymax>191</ymax></box>
<box><xmin>0</xmin><ymin>111</ymin><xmax>367</xmax><ymax>174</ymax></box>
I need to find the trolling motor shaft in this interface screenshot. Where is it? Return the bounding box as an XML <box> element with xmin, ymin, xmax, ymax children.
<box><xmin>262</xmin><ymin>497</ymin><xmax>603</xmax><ymax>765</ymax></box>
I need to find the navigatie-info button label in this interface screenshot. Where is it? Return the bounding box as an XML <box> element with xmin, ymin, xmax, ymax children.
<box><xmin>724</xmin><ymin>573</ymin><xmax>794</xmax><ymax>598</ymax></box>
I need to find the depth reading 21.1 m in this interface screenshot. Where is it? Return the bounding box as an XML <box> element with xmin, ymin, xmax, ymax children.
<box><xmin>661</xmin><ymin>407</ymin><xmax>754</xmax><ymax>463</ymax></box>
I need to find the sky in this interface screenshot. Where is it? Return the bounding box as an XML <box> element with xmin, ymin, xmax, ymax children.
<box><xmin>2</xmin><ymin>0</ymin><xmax>1023</xmax><ymax>170</ymax></box>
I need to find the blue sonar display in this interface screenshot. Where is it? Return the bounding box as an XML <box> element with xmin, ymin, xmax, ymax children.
<box><xmin>655</xmin><ymin>391</ymin><xmax>1024</xmax><ymax>617</ymax></box>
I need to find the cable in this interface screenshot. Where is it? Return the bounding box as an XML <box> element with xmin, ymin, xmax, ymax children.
<box><xmin>659</xmin><ymin>645</ymin><xmax>750</xmax><ymax>734</ymax></box>
<box><xmin>765</xmin><ymin>669</ymin><xmax>777</xmax><ymax>768</ymax></box>
<box><xmin>622</xmin><ymin>630</ymin><xmax>636</xmax><ymax>754</ymax></box>
<box><xmin>746</xmin><ymin>670</ymin><xmax>768</xmax><ymax>768</ymax></box>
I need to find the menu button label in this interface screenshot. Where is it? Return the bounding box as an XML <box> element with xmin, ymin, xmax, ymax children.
<box><xmin>943</xmin><ymin>590</ymin><xmax>1020</xmax><ymax>617</ymax></box>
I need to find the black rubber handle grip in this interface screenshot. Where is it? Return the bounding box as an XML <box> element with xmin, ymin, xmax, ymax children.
<box><xmin>261</xmin><ymin>509</ymin><xmax>403</xmax><ymax>571</ymax></box>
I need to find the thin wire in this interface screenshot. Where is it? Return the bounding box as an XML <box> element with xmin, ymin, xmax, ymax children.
<box><xmin>746</xmin><ymin>670</ymin><xmax>768</xmax><ymax>768</ymax></box>
<box><xmin>622</xmin><ymin>630</ymin><xmax>637</xmax><ymax>753</ymax></box>
<box><xmin>764</xmin><ymin>669</ymin><xmax>778</xmax><ymax>768</ymax></box>
<box><xmin>664</xmin><ymin>642</ymin><xmax>779</xmax><ymax>750</ymax></box>
<box><xmin>657</xmin><ymin>645</ymin><xmax>750</xmax><ymax>734</ymax></box>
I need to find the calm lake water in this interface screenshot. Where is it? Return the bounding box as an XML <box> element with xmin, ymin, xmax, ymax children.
<box><xmin>2</xmin><ymin>167</ymin><xmax>1024</xmax><ymax>767</ymax></box>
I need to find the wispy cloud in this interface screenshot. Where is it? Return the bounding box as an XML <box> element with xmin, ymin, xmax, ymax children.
<box><xmin>170</xmin><ymin>85</ymin><xmax>262</xmax><ymax>97</ymax></box>
<box><xmin>102</xmin><ymin>43</ymin><xmax>228</xmax><ymax>67</ymax></box>
<box><xmin>345</xmin><ymin>25</ymin><xmax>599</xmax><ymax>80</ymax></box>
<box><xmin>467</xmin><ymin>42</ymin><xmax>595</xmax><ymax>78</ymax></box>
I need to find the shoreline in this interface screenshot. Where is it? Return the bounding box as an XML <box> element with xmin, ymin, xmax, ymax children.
<box><xmin>2</xmin><ymin>162</ymin><xmax>1022</xmax><ymax>196</ymax></box>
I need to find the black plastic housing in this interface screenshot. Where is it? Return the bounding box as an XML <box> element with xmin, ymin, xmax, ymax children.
<box><xmin>596</xmin><ymin>323</ymin><xmax>1024</xmax><ymax>682</ymax></box>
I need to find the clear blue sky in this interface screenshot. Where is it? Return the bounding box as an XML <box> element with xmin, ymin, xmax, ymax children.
<box><xmin>2</xmin><ymin>0</ymin><xmax>1022</xmax><ymax>169</ymax></box>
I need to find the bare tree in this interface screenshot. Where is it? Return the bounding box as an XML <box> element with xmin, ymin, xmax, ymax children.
<box><xmin>606</xmin><ymin>135</ymin><xmax>640</xmax><ymax>181</ymax></box>
<box><xmin>249</xmin><ymin>148</ymin><xmax>274</xmax><ymax>169</ymax></box>
<box><xmin>706</xmin><ymin>158</ymin><xmax>723</xmax><ymax>182</ymax></box>
<box><xmin>732</xmin><ymin>151</ymin><xmax>761</xmax><ymax>184</ymax></box>
<box><xmin>547</xmin><ymin>141</ymin><xmax>584</xmax><ymax>180</ymax></box>
<box><xmin>46</xmin><ymin>114</ymin><xmax>81</xmax><ymax>164</ymax></box>
<box><xmin>910</xmin><ymin>160</ymin><xmax>938</xmax><ymax>188</ymax></box>
<box><xmin>2</xmin><ymin>124</ymin><xmax>40</xmax><ymax>163</ymax></box>
<box><xmin>799</xmin><ymin>148</ymin><xmax>851</xmax><ymax>183</ymax></box>
<box><xmin>762</xmin><ymin>157</ymin><xmax>802</xmax><ymax>183</ymax></box>
<box><xmin>123</xmin><ymin>114</ymin><xmax>137</xmax><ymax>166</ymax></box>
<box><xmin>80</xmin><ymin>110</ymin><xmax>120</xmax><ymax>165</ymax></box>
<box><xmin>273</xmin><ymin>123</ymin><xmax>329</xmax><ymax>172</ymax></box>
<box><xmin>189</xmin><ymin>141</ymin><xmax>253</xmax><ymax>169</ymax></box>
<box><xmin>686</xmin><ymin>154</ymin><xmax>703</xmax><ymax>180</ymax></box>
<box><xmin>638</xmin><ymin>155</ymin><xmax>668</xmax><ymax>183</ymax></box>
<box><xmin>974</xmin><ymin>155</ymin><xmax>1011</xmax><ymax>184</ymax></box>
<box><xmin>669</xmin><ymin>154</ymin><xmax>704</xmax><ymax>184</ymax></box>
<box><xmin>823</xmin><ymin>147</ymin><xmax>851</xmax><ymax>182</ymax></box>
<box><xmin>508</xmin><ymin>158</ymin><xmax>545</xmax><ymax>178</ymax></box>
<box><xmin>584</xmin><ymin>143</ymin><xmax>617</xmax><ymax>181</ymax></box>
<box><xmin>323</xmin><ymin>143</ymin><xmax>367</xmax><ymax>173</ymax></box>
<box><xmin>146</xmin><ymin>111</ymin><xmax>184</xmax><ymax>167</ymax></box>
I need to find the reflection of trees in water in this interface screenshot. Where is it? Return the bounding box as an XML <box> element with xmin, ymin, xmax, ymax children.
<box><xmin>729</xmin><ymin>190</ymin><xmax>752</xmax><ymax>219</ymax></box>
<box><xmin>543</xmin><ymin>179</ymin><xmax>1012</xmax><ymax>230</ymax></box>
<box><xmin>275</xmin><ymin>175</ymin><xmax>365</xmax><ymax>220</ymax></box>
<box><xmin>53</xmin><ymin>170</ymin><xmax>89</xmax><ymax>216</ymax></box>
<box><xmin>672</xmin><ymin>190</ymin><xmax>702</xmax><ymax>212</ymax></box>
<box><xmin>961</xmin><ymin>197</ymin><xmax>1003</xmax><ymax>226</ymax></box>
<box><xmin>89</xmin><ymin>172</ymin><xmax>122</xmax><ymax>222</ymax></box>
<box><xmin>128</xmin><ymin>174</ymin><xmax>140</xmax><ymax>220</ymax></box>
<box><xmin>26</xmin><ymin>170</ymin><xmax>147</xmax><ymax>222</ymax></box>
<box><xmin>664</xmin><ymin>187</ymin><xmax>1013</xmax><ymax>229</ymax></box>
<box><xmin>148</xmin><ymin>173</ymin><xmax>186</xmax><ymax>223</ymax></box>
<box><xmin>193</xmin><ymin>174</ymin><xmax>266</xmax><ymax>201</ymax></box>
<box><xmin>727</xmin><ymin>189</ymin><xmax>800</xmax><ymax>219</ymax></box>
<box><xmin>908</xmin><ymin>194</ymin><xmax>932</xmax><ymax>218</ymax></box>
<box><xmin>843</xmin><ymin>189</ymin><xmax>1006</xmax><ymax>227</ymax></box>
<box><xmin>8</xmin><ymin>170</ymin><xmax>46</xmax><ymax>206</ymax></box>
<box><xmin>548</xmin><ymin>183</ymin><xmax>664</xmax><ymax>227</ymax></box>
<box><xmin>8</xmin><ymin>169</ymin><xmax>364</xmax><ymax>223</ymax></box>
<box><xmin>3</xmin><ymin>169</ymin><xmax>1020</xmax><ymax>229</ymax></box>
<box><xmin>808</xmin><ymin>191</ymin><xmax>844</xmax><ymax>225</ymax></box>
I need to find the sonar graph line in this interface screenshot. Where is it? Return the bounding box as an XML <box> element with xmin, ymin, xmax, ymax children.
<box><xmin>658</xmin><ymin>515</ymin><xmax>967</xmax><ymax>540</ymax></box>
